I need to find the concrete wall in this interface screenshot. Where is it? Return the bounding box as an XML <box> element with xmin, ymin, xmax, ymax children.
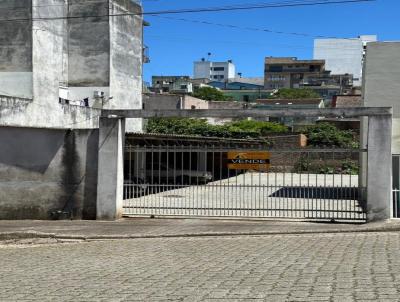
<box><xmin>0</xmin><ymin>0</ymin><xmax>33</xmax><ymax>98</ymax></box>
<box><xmin>144</xmin><ymin>94</ymin><xmax>182</xmax><ymax>110</ymax></box>
<box><xmin>0</xmin><ymin>0</ymin><xmax>143</xmax><ymax>131</ymax></box>
<box><xmin>363</xmin><ymin>42</ymin><xmax>400</xmax><ymax>154</ymax></box>
<box><xmin>68</xmin><ymin>0</ymin><xmax>110</xmax><ymax>87</ymax></box>
<box><xmin>0</xmin><ymin>126</ymin><xmax>99</xmax><ymax>220</ymax></box>
<box><xmin>109</xmin><ymin>0</ymin><xmax>143</xmax><ymax>132</ymax></box>
<box><xmin>0</xmin><ymin>95</ymin><xmax>101</xmax><ymax>129</ymax></box>
<box><xmin>183</xmin><ymin>95</ymin><xmax>209</xmax><ymax>110</ymax></box>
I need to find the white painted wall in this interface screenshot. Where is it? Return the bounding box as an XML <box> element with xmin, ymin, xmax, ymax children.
<box><xmin>314</xmin><ymin>39</ymin><xmax>363</xmax><ymax>85</ymax></box>
<box><xmin>314</xmin><ymin>35</ymin><xmax>377</xmax><ymax>86</ymax></box>
<box><xmin>194</xmin><ymin>61</ymin><xmax>236</xmax><ymax>81</ymax></box>
<box><xmin>363</xmin><ymin>42</ymin><xmax>400</xmax><ymax>154</ymax></box>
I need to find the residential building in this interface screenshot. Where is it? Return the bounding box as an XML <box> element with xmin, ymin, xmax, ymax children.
<box><xmin>0</xmin><ymin>0</ymin><xmax>145</xmax><ymax>220</ymax></box>
<box><xmin>0</xmin><ymin>0</ymin><xmax>145</xmax><ymax>132</ymax></box>
<box><xmin>222</xmin><ymin>90</ymin><xmax>272</xmax><ymax>103</ymax></box>
<box><xmin>317</xmin><ymin>94</ymin><xmax>363</xmax><ymax>131</ymax></box>
<box><xmin>194</xmin><ymin>59</ymin><xmax>236</xmax><ymax>81</ymax></box>
<box><xmin>314</xmin><ymin>35</ymin><xmax>377</xmax><ymax>86</ymax></box>
<box><xmin>332</xmin><ymin>95</ymin><xmax>362</xmax><ymax>108</ymax></box>
<box><xmin>144</xmin><ymin>94</ymin><xmax>245</xmax><ymax>125</ymax></box>
<box><xmin>256</xmin><ymin>98</ymin><xmax>325</xmax><ymax>128</ymax></box>
<box><xmin>301</xmin><ymin>72</ymin><xmax>354</xmax><ymax>102</ymax></box>
<box><xmin>151</xmin><ymin>76</ymin><xmax>193</xmax><ymax>94</ymax></box>
<box><xmin>208</xmin><ymin>81</ymin><xmax>264</xmax><ymax>91</ymax></box>
<box><xmin>264</xmin><ymin>57</ymin><xmax>325</xmax><ymax>89</ymax></box>
<box><xmin>301</xmin><ymin>72</ymin><xmax>353</xmax><ymax>91</ymax></box>
<box><xmin>152</xmin><ymin>76</ymin><xmax>190</xmax><ymax>92</ymax></box>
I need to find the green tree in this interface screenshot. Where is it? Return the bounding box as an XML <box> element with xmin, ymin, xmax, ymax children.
<box><xmin>271</xmin><ymin>88</ymin><xmax>320</xmax><ymax>99</ymax></box>
<box><xmin>192</xmin><ymin>87</ymin><xmax>232</xmax><ymax>102</ymax></box>
<box><xmin>299</xmin><ymin>123</ymin><xmax>358</xmax><ymax>148</ymax></box>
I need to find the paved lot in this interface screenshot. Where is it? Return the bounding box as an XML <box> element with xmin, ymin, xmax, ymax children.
<box><xmin>1</xmin><ymin>232</ymin><xmax>400</xmax><ymax>301</ymax></box>
<box><xmin>125</xmin><ymin>173</ymin><xmax>364</xmax><ymax>221</ymax></box>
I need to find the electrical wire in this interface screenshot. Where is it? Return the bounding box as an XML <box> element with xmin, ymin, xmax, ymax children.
<box><xmin>0</xmin><ymin>0</ymin><xmax>375</xmax><ymax>22</ymax></box>
<box><xmin>149</xmin><ymin>14</ymin><xmax>366</xmax><ymax>40</ymax></box>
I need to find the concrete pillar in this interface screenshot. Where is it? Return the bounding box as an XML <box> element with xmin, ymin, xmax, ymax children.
<box><xmin>96</xmin><ymin>117</ymin><xmax>125</xmax><ymax>220</ymax></box>
<box><xmin>367</xmin><ymin>115</ymin><xmax>392</xmax><ymax>221</ymax></box>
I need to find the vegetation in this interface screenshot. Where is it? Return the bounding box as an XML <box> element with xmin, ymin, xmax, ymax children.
<box><xmin>146</xmin><ymin>118</ymin><xmax>288</xmax><ymax>139</ymax></box>
<box><xmin>293</xmin><ymin>157</ymin><xmax>359</xmax><ymax>175</ymax></box>
<box><xmin>226</xmin><ymin>119</ymin><xmax>288</xmax><ymax>135</ymax></box>
<box><xmin>192</xmin><ymin>87</ymin><xmax>233</xmax><ymax>102</ymax></box>
<box><xmin>299</xmin><ymin>123</ymin><xmax>358</xmax><ymax>148</ymax></box>
<box><xmin>271</xmin><ymin>88</ymin><xmax>320</xmax><ymax>99</ymax></box>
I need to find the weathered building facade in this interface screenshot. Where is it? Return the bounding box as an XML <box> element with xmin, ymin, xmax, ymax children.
<box><xmin>0</xmin><ymin>0</ymin><xmax>144</xmax><ymax>131</ymax></box>
<box><xmin>0</xmin><ymin>0</ymin><xmax>144</xmax><ymax>219</ymax></box>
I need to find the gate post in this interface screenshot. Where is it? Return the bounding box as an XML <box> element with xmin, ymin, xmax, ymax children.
<box><xmin>96</xmin><ymin>117</ymin><xmax>125</xmax><ymax>220</ymax></box>
<box><xmin>367</xmin><ymin>115</ymin><xmax>392</xmax><ymax>222</ymax></box>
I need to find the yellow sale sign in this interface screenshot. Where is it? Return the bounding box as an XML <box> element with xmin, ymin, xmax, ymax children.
<box><xmin>227</xmin><ymin>151</ymin><xmax>271</xmax><ymax>171</ymax></box>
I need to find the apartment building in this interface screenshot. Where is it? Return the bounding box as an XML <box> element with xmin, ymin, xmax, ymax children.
<box><xmin>194</xmin><ymin>59</ymin><xmax>236</xmax><ymax>82</ymax></box>
<box><xmin>264</xmin><ymin>57</ymin><xmax>325</xmax><ymax>89</ymax></box>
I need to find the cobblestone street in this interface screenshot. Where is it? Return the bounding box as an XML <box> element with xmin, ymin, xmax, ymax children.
<box><xmin>1</xmin><ymin>232</ymin><xmax>400</xmax><ymax>301</ymax></box>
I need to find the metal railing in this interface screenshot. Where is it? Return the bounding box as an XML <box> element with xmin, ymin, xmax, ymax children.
<box><xmin>123</xmin><ymin>145</ymin><xmax>367</xmax><ymax>222</ymax></box>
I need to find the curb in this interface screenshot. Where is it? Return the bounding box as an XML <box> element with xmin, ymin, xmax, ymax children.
<box><xmin>1</xmin><ymin>225</ymin><xmax>400</xmax><ymax>242</ymax></box>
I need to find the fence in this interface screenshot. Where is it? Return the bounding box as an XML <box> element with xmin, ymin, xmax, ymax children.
<box><xmin>123</xmin><ymin>144</ymin><xmax>367</xmax><ymax>222</ymax></box>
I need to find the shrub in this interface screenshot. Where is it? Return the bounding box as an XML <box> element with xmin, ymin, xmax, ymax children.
<box><xmin>293</xmin><ymin>157</ymin><xmax>359</xmax><ymax>175</ymax></box>
<box><xmin>299</xmin><ymin>123</ymin><xmax>358</xmax><ymax>148</ymax></box>
<box><xmin>192</xmin><ymin>87</ymin><xmax>232</xmax><ymax>102</ymax></box>
<box><xmin>146</xmin><ymin>118</ymin><xmax>288</xmax><ymax>139</ymax></box>
<box><xmin>271</xmin><ymin>88</ymin><xmax>320</xmax><ymax>99</ymax></box>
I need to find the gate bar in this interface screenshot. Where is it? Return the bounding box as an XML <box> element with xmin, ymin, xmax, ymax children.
<box><xmin>102</xmin><ymin>107</ymin><xmax>392</xmax><ymax>119</ymax></box>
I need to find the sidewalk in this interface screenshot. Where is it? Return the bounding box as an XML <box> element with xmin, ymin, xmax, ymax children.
<box><xmin>1</xmin><ymin>218</ymin><xmax>400</xmax><ymax>242</ymax></box>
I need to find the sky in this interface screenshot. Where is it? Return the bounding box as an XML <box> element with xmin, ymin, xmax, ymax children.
<box><xmin>142</xmin><ymin>0</ymin><xmax>400</xmax><ymax>83</ymax></box>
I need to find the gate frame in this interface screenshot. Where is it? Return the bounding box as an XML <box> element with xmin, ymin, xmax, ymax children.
<box><xmin>96</xmin><ymin>107</ymin><xmax>393</xmax><ymax>222</ymax></box>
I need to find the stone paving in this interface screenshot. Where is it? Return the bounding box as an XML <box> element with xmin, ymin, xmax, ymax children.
<box><xmin>1</xmin><ymin>232</ymin><xmax>400</xmax><ymax>301</ymax></box>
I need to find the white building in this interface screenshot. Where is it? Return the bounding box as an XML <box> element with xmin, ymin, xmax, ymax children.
<box><xmin>193</xmin><ymin>60</ymin><xmax>236</xmax><ymax>82</ymax></box>
<box><xmin>313</xmin><ymin>35</ymin><xmax>377</xmax><ymax>86</ymax></box>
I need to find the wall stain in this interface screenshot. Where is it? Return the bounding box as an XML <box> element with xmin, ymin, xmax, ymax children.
<box><xmin>60</xmin><ymin>130</ymin><xmax>81</xmax><ymax>219</ymax></box>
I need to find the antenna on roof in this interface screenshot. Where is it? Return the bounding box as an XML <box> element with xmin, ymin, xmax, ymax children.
<box><xmin>207</xmin><ymin>52</ymin><xmax>212</xmax><ymax>61</ymax></box>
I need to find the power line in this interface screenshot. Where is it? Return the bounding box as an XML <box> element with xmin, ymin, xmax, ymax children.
<box><xmin>149</xmin><ymin>14</ymin><xmax>365</xmax><ymax>40</ymax></box>
<box><xmin>0</xmin><ymin>0</ymin><xmax>375</xmax><ymax>22</ymax></box>
<box><xmin>144</xmin><ymin>34</ymin><xmax>370</xmax><ymax>51</ymax></box>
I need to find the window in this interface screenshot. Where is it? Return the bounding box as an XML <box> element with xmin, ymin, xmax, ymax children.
<box><xmin>180</xmin><ymin>85</ymin><xmax>187</xmax><ymax>89</ymax></box>
<box><xmin>268</xmin><ymin>65</ymin><xmax>283</xmax><ymax>72</ymax></box>
<box><xmin>213</xmin><ymin>67</ymin><xmax>225</xmax><ymax>71</ymax></box>
<box><xmin>269</xmin><ymin>75</ymin><xmax>286</xmax><ymax>81</ymax></box>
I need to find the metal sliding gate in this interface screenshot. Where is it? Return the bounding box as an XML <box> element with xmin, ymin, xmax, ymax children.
<box><xmin>123</xmin><ymin>144</ymin><xmax>367</xmax><ymax>222</ymax></box>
